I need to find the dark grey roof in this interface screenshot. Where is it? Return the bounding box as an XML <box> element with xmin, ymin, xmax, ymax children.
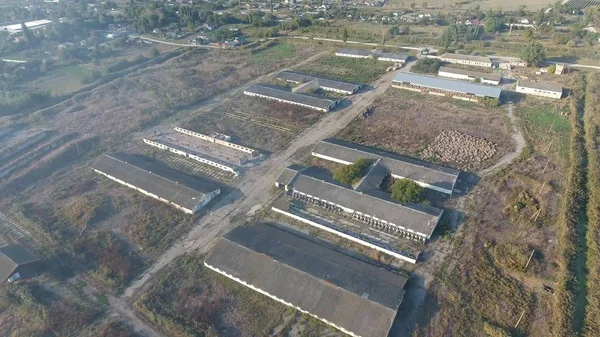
<box><xmin>205</xmin><ymin>223</ymin><xmax>407</xmax><ymax>337</ymax></box>
<box><xmin>245</xmin><ymin>84</ymin><xmax>335</xmax><ymax>110</ymax></box>
<box><xmin>354</xmin><ymin>158</ymin><xmax>388</xmax><ymax>192</ymax></box>
<box><xmin>336</xmin><ymin>49</ymin><xmax>372</xmax><ymax>57</ymax></box>
<box><xmin>441</xmin><ymin>53</ymin><xmax>491</xmax><ymax>63</ymax></box>
<box><xmin>313</xmin><ymin>139</ymin><xmax>460</xmax><ymax>193</ymax></box>
<box><xmin>276</xmin><ymin>71</ymin><xmax>316</xmax><ymax>83</ymax></box>
<box><xmin>293</xmin><ymin>172</ymin><xmax>442</xmax><ymax>237</ymax></box>
<box><xmin>377</xmin><ymin>52</ymin><xmax>408</xmax><ymax>61</ymax></box>
<box><xmin>276</xmin><ymin>71</ymin><xmax>361</xmax><ymax>91</ymax></box>
<box><xmin>92</xmin><ymin>154</ymin><xmax>219</xmax><ymax>211</ymax></box>
<box><xmin>517</xmin><ymin>80</ymin><xmax>563</xmax><ymax>93</ymax></box>
<box><xmin>394</xmin><ymin>72</ymin><xmax>502</xmax><ymax>99</ymax></box>
<box><xmin>275</xmin><ymin>164</ymin><xmax>304</xmax><ymax>186</ymax></box>
<box><xmin>438</xmin><ymin>66</ymin><xmax>501</xmax><ymax>82</ymax></box>
<box><xmin>0</xmin><ymin>245</ymin><xmax>38</xmax><ymax>282</ymax></box>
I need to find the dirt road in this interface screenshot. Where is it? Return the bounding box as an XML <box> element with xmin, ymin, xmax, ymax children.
<box><xmin>478</xmin><ymin>102</ymin><xmax>525</xmax><ymax>176</ymax></box>
<box><xmin>109</xmin><ymin>70</ymin><xmax>399</xmax><ymax>336</ymax></box>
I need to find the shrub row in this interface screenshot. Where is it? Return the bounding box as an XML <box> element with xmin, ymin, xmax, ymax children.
<box><xmin>553</xmin><ymin>73</ymin><xmax>587</xmax><ymax>337</ymax></box>
<box><xmin>583</xmin><ymin>72</ymin><xmax>600</xmax><ymax>337</ymax></box>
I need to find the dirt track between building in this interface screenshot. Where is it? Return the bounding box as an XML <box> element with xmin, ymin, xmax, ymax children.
<box><xmin>103</xmin><ymin>62</ymin><xmax>398</xmax><ymax>337</ymax></box>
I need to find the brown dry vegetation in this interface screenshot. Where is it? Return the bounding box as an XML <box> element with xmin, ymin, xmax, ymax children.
<box><xmin>90</xmin><ymin>320</ymin><xmax>140</xmax><ymax>337</ymax></box>
<box><xmin>336</xmin><ymin>88</ymin><xmax>512</xmax><ymax>171</ymax></box>
<box><xmin>135</xmin><ymin>254</ymin><xmax>294</xmax><ymax>337</ymax></box>
<box><xmin>0</xmin><ymin>282</ymin><xmax>101</xmax><ymax>337</ymax></box>
<box><xmin>186</xmin><ymin>94</ymin><xmax>323</xmax><ymax>152</ymax></box>
<box><xmin>413</xmin><ymin>89</ymin><xmax>575</xmax><ymax>336</ymax></box>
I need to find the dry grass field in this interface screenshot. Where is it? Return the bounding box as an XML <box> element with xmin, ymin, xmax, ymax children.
<box><xmin>385</xmin><ymin>0</ymin><xmax>552</xmax><ymax>11</ymax></box>
<box><xmin>336</xmin><ymin>87</ymin><xmax>513</xmax><ymax>171</ymax></box>
<box><xmin>413</xmin><ymin>95</ymin><xmax>572</xmax><ymax>336</ymax></box>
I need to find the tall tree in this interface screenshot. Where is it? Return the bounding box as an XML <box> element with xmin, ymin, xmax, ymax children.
<box><xmin>20</xmin><ymin>22</ymin><xmax>35</xmax><ymax>46</ymax></box>
<box><xmin>519</xmin><ymin>41</ymin><xmax>546</xmax><ymax>66</ymax></box>
<box><xmin>342</xmin><ymin>27</ymin><xmax>349</xmax><ymax>42</ymax></box>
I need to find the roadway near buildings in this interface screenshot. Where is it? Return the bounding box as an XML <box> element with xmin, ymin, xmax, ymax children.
<box><xmin>108</xmin><ymin>70</ymin><xmax>401</xmax><ymax>336</ymax></box>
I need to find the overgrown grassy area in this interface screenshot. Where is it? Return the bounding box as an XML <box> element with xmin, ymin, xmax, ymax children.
<box><xmin>90</xmin><ymin>320</ymin><xmax>139</xmax><ymax>337</ymax></box>
<box><xmin>515</xmin><ymin>99</ymin><xmax>571</xmax><ymax>167</ymax></box>
<box><xmin>249</xmin><ymin>41</ymin><xmax>297</xmax><ymax>65</ymax></box>
<box><xmin>553</xmin><ymin>73</ymin><xmax>588</xmax><ymax>337</ymax></box>
<box><xmin>295</xmin><ymin>55</ymin><xmax>389</xmax><ymax>83</ymax></box>
<box><xmin>134</xmin><ymin>254</ymin><xmax>292</xmax><ymax>337</ymax></box>
<box><xmin>0</xmin><ymin>282</ymin><xmax>101</xmax><ymax>337</ymax></box>
<box><xmin>583</xmin><ymin>72</ymin><xmax>600</xmax><ymax>337</ymax></box>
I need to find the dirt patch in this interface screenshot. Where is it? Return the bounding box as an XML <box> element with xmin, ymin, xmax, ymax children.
<box><xmin>336</xmin><ymin>88</ymin><xmax>513</xmax><ymax>172</ymax></box>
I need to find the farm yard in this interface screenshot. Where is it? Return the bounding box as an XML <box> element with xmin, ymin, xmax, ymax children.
<box><xmin>336</xmin><ymin>87</ymin><xmax>513</xmax><ymax>172</ymax></box>
<box><xmin>294</xmin><ymin>54</ymin><xmax>391</xmax><ymax>84</ymax></box>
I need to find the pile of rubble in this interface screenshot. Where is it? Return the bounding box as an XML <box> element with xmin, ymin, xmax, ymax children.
<box><xmin>422</xmin><ymin>130</ymin><xmax>497</xmax><ymax>169</ymax></box>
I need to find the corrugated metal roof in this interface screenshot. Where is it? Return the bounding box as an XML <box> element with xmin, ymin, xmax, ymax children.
<box><xmin>92</xmin><ymin>154</ymin><xmax>219</xmax><ymax>211</ymax></box>
<box><xmin>276</xmin><ymin>71</ymin><xmax>360</xmax><ymax>91</ymax></box>
<box><xmin>245</xmin><ymin>84</ymin><xmax>335</xmax><ymax>110</ymax></box>
<box><xmin>517</xmin><ymin>80</ymin><xmax>562</xmax><ymax>93</ymax></box>
<box><xmin>292</xmin><ymin>173</ymin><xmax>442</xmax><ymax>237</ymax></box>
<box><xmin>0</xmin><ymin>245</ymin><xmax>38</xmax><ymax>282</ymax></box>
<box><xmin>393</xmin><ymin>72</ymin><xmax>502</xmax><ymax>99</ymax></box>
<box><xmin>205</xmin><ymin>223</ymin><xmax>407</xmax><ymax>337</ymax></box>
<box><xmin>313</xmin><ymin>139</ymin><xmax>460</xmax><ymax>193</ymax></box>
<box><xmin>441</xmin><ymin>53</ymin><xmax>491</xmax><ymax>63</ymax></box>
<box><xmin>438</xmin><ymin>66</ymin><xmax>501</xmax><ymax>82</ymax></box>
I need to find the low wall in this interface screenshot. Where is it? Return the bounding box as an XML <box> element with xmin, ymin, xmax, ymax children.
<box><xmin>174</xmin><ymin>127</ymin><xmax>259</xmax><ymax>158</ymax></box>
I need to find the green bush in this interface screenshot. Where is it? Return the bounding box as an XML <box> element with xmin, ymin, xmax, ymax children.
<box><xmin>391</xmin><ymin>179</ymin><xmax>424</xmax><ymax>203</ymax></box>
<box><xmin>411</xmin><ymin>58</ymin><xmax>441</xmax><ymax>74</ymax></box>
<box><xmin>332</xmin><ymin>158</ymin><xmax>371</xmax><ymax>185</ymax></box>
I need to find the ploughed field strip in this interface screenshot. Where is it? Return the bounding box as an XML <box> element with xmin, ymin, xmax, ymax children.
<box><xmin>0</xmin><ymin>212</ymin><xmax>32</xmax><ymax>242</ymax></box>
<box><xmin>204</xmin><ymin>223</ymin><xmax>408</xmax><ymax>337</ymax></box>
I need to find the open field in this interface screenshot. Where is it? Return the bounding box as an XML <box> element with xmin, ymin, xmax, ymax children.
<box><xmin>412</xmin><ymin>81</ymin><xmax>575</xmax><ymax>336</ymax></box>
<box><xmin>135</xmin><ymin>253</ymin><xmax>338</xmax><ymax>337</ymax></box>
<box><xmin>294</xmin><ymin>54</ymin><xmax>390</xmax><ymax>84</ymax></box>
<box><xmin>186</xmin><ymin>93</ymin><xmax>323</xmax><ymax>153</ymax></box>
<box><xmin>335</xmin><ymin>87</ymin><xmax>513</xmax><ymax>171</ymax></box>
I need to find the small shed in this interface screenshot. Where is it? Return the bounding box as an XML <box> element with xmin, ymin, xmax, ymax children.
<box><xmin>0</xmin><ymin>245</ymin><xmax>39</xmax><ymax>282</ymax></box>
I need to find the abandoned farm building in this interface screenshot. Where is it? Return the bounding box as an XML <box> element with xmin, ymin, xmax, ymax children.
<box><xmin>335</xmin><ymin>49</ymin><xmax>408</xmax><ymax>63</ymax></box>
<box><xmin>0</xmin><ymin>244</ymin><xmax>38</xmax><ymax>283</ymax></box>
<box><xmin>275</xmin><ymin>166</ymin><xmax>444</xmax><ymax>241</ymax></box>
<box><xmin>516</xmin><ymin>80</ymin><xmax>563</xmax><ymax>99</ymax></box>
<box><xmin>204</xmin><ymin>223</ymin><xmax>408</xmax><ymax>337</ymax></box>
<box><xmin>143</xmin><ymin>138</ymin><xmax>239</xmax><ymax>176</ymax></box>
<box><xmin>376</xmin><ymin>51</ymin><xmax>409</xmax><ymax>63</ymax></box>
<box><xmin>392</xmin><ymin>72</ymin><xmax>502</xmax><ymax>102</ymax></box>
<box><xmin>244</xmin><ymin>84</ymin><xmax>337</xmax><ymax>112</ymax></box>
<box><xmin>92</xmin><ymin>154</ymin><xmax>220</xmax><ymax>214</ymax></box>
<box><xmin>437</xmin><ymin>66</ymin><xmax>501</xmax><ymax>86</ymax></box>
<box><xmin>440</xmin><ymin>53</ymin><xmax>492</xmax><ymax>67</ymax></box>
<box><xmin>276</xmin><ymin>71</ymin><xmax>361</xmax><ymax>95</ymax></box>
<box><xmin>335</xmin><ymin>48</ymin><xmax>372</xmax><ymax>59</ymax></box>
<box><xmin>312</xmin><ymin>138</ymin><xmax>460</xmax><ymax>195</ymax></box>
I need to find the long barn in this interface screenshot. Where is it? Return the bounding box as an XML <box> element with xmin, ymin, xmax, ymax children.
<box><xmin>392</xmin><ymin>72</ymin><xmax>502</xmax><ymax>102</ymax></box>
<box><xmin>204</xmin><ymin>223</ymin><xmax>408</xmax><ymax>337</ymax></box>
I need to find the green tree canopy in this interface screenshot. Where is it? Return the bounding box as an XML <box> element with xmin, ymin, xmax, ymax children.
<box><xmin>484</xmin><ymin>17</ymin><xmax>503</xmax><ymax>33</ymax></box>
<box><xmin>391</xmin><ymin>179</ymin><xmax>424</xmax><ymax>203</ymax></box>
<box><xmin>333</xmin><ymin>158</ymin><xmax>371</xmax><ymax>185</ymax></box>
<box><xmin>519</xmin><ymin>41</ymin><xmax>546</xmax><ymax>66</ymax></box>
